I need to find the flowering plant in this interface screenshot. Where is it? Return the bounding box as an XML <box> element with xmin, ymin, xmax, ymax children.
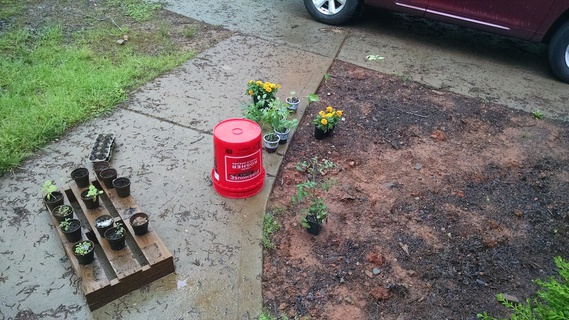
<box><xmin>246</xmin><ymin>80</ymin><xmax>281</xmax><ymax>103</ymax></box>
<box><xmin>312</xmin><ymin>106</ymin><xmax>343</xmax><ymax>132</ymax></box>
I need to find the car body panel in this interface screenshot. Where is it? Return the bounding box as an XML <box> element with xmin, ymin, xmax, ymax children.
<box><xmin>363</xmin><ymin>0</ymin><xmax>569</xmax><ymax>42</ymax></box>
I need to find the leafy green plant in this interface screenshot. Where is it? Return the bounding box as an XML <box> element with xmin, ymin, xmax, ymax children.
<box><xmin>115</xmin><ymin>223</ymin><xmax>126</xmax><ymax>236</ymax></box>
<box><xmin>262</xmin><ymin>210</ymin><xmax>282</xmax><ymax>250</ymax></box>
<box><xmin>59</xmin><ymin>218</ymin><xmax>73</xmax><ymax>231</ymax></box>
<box><xmin>292</xmin><ymin>157</ymin><xmax>336</xmax><ymax>228</ymax></box>
<box><xmin>307</xmin><ymin>93</ymin><xmax>319</xmax><ymax>103</ymax></box>
<box><xmin>74</xmin><ymin>241</ymin><xmax>93</xmax><ymax>255</ymax></box>
<box><xmin>86</xmin><ymin>185</ymin><xmax>103</xmax><ymax>202</ymax></box>
<box><xmin>477</xmin><ymin>256</ymin><xmax>569</xmax><ymax>320</ymax></box>
<box><xmin>266</xmin><ymin>99</ymin><xmax>298</xmax><ymax>132</ymax></box>
<box><xmin>41</xmin><ymin>180</ymin><xmax>58</xmax><ymax>200</ymax></box>
<box><xmin>532</xmin><ymin>109</ymin><xmax>544</xmax><ymax>119</ymax></box>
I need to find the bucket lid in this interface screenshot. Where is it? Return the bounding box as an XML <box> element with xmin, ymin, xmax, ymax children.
<box><xmin>214</xmin><ymin>118</ymin><xmax>261</xmax><ymax>144</ymax></box>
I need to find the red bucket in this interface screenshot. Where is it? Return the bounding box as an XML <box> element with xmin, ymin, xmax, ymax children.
<box><xmin>211</xmin><ymin>118</ymin><xmax>265</xmax><ymax>198</ymax></box>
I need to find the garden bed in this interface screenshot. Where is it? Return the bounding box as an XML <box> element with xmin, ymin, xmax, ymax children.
<box><xmin>262</xmin><ymin>61</ymin><xmax>569</xmax><ymax>319</ymax></box>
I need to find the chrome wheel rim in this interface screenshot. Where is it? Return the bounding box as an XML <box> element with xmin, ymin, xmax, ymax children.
<box><xmin>312</xmin><ymin>0</ymin><xmax>346</xmax><ymax>15</ymax></box>
<box><xmin>565</xmin><ymin>44</ymin><xmax>569</xmax><ymax>68</ymax></box>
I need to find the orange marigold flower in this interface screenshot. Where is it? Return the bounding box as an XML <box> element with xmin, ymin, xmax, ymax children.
<box><xmin>336</xmin><ymin>110</ymin><xmax>343</xmax><ymax>117</ymax></box>
<box><xmin>248</xmin><ymin>90</ymin><xmax>254</xmax><ymax>96</ymax></box>
<box><xmin>326</xmin><ymin>106</ymin><xmax>333</xmax><ymax>112</ymax></box>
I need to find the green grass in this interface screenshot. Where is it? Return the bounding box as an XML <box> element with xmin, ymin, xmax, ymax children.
<box><xmin>262</xmin><ymin>209</ymin><xmax>282</xmax><ymax>250</ymax></box>
<box><xmin>0</xmin><ymin>0</ymin><xmax>197</xmax><ymax>173</ymax></box>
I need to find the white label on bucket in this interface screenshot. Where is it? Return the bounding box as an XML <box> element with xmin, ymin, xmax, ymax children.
<box><xmin>214</xmin><ymin>170</ymin><xmax>219</xmax><ymax>181</ymax></box>
<box><xmin>225</xmin><ymin>149</ymin><xmax>262</xmax><ymax>183</ymax></box>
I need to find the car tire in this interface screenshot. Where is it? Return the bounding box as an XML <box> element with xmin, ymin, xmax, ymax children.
<box><xmin>549</xmin><ymin>21</ymin><xmax>569</xmax><ymax>83</ymax></box>
<box><xmin>303</xmin><ymin>0</ymin><xmax>362</xmax><ymax>25</ymax></box>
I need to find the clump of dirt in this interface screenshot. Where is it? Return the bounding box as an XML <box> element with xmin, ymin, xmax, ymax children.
<box><xmin>263</xmin><ymin>60</ymin><xmax>569</xmax><ymax>319</ymax></box>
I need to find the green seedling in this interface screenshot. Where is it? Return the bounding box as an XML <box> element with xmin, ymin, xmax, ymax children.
<box><xmin>41</xmin><ymin>180</ymin><xmax>58</xmax><ymax>200</ymax></box>
<box><xmin>532</xmin><ymin>109</ymin><xmax>544</xmax><ymax>119</ymax></box>
<box><xmin>87</xmin><ymin>185</ymin><xmax>103</xmax><ymax>202</ymax></box>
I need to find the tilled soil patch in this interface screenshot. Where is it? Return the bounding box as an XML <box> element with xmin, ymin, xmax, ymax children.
<box><xmin>262</xmin><ymin>60</ymin><xmax>569</xmax><ymax>319</ymax></box>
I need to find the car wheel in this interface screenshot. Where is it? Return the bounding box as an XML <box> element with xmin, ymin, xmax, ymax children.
<box><xmin>549</xmin><ymin>21</ymin><xmax>569</xmax><ymax>83</ymax></box>
<box><xmin>303</xmin><ymin>0</ymin><xmax>362</xmax><ymax>25</ymax></box>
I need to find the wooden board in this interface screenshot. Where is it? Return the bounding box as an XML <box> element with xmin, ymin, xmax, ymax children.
<box><xmin>47</xmin><ymin>179</ymin><xmax>175</xmax><ymax>311</ymax></box>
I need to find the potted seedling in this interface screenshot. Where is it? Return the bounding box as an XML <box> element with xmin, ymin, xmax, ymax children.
<box><xmin>81</xmin><ymin>184</ymin><xmax>103</xmax><ymax>209</ymax></box>
<box><xmin>262</xmin><ymin>132</ymin><xmax>280</xmax><ymax>153</ymax></box>
<box><xmin>129</xmin><ymin>212</ymin><xmax>149</xmax><ymax>235</ymax></box>
<box><xmin>73</xmin><ymin>240</ymin><xmax>95</xmax><ymax>265</ymax></box>
<box><xmin>104</xmin><ymin>222</ymin><xmax>126</xmax><ymax>250</ymax></box>
<box><xmin>52</xmin><ymin>204</ymin><xmax>74</xmax><ymax>222</ymax></box>
<box><xmin>266</xmin><ymin>100</ymin><xmax>298</xmax><ymax>145</ymax></box>
<box><xmin>291</xmin><ymin>157</ymin><xmax>337</xmax><ymax>236</ymax></box>
<box><xmin>41</xmin><ymin>180</ymin><xmax>64</xmax><ymax>211</ymax></box>
<box><xmin>60</xmin><ymin>218</ymin><xmax>82</xmax><ymax>243</ymax></box>
<box><xmin>286</xmin><ymin>91</ymin><xmax>300</xmax><ymax>113</ymax></box>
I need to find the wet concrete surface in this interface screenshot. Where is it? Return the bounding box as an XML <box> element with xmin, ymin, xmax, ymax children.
<box><xmin>0</xmin><ymin>35</ymin><xmax>331</xmax><ymax>319</ymax></box>
<box><xmin>2</xmin><ymin>1</ymin><xmax>569</xmax><ymax>320</ymax></box>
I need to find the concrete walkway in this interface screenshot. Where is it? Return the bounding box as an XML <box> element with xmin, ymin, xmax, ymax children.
<box><xmin>0</xmin><ymin>34</ymin><xmax>331</xmax><ymax>319</ymax></box>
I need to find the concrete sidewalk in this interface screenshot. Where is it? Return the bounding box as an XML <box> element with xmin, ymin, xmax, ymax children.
<box><xmin>0</xmin><ymin>35</ymin><xmax>331</xmax><ymax>319</ymax></box>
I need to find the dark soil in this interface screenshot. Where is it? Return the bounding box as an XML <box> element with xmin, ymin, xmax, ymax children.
<box><xmin>262</xmin><ymin>60</ymin><xmax>569</xmax><ymax>319</ymax></box>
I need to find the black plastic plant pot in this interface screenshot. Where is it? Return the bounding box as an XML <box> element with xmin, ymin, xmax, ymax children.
<box><xmin>71</xmin><ymin>167</ymin><xmax>90</xmax><ymax>188</ymax></box>
<box><xmin>112</xmin><ymin>177</ymin><xmax>131</xmax><ymax>198</ymax></box>
<box><xmin>93</xmin><ymin>161</ymin><xmax>111</xmax><ymax>180</ymax></box>
<box><xmin>306</xmin><ymin>219</ymin><xmax>322</xmax><ymax>236</ymax></box>
<box><xmin>61</xmin><ymin>219</ymin><xmax>82</xmax><ymax>243</ymax></box>
<box><xmin>80</xmin><ymin>190</ymin><xmax>100</xmax><ymax>209</ymax></box>
<box><xmin>52</xmin><ymin>204</ymin><xmax>74</xmax><ymax>223</ymax></box>
<box><xmin>104</xmin><ymin>227</ymin><xmax>126</xmax><ymax>250</ymax></box>
<box><xmin>94</xmin><ymin>215</ymin><xmax>114</xmax><ymax>237</ymax></box>
<box><xmin>314</xmin><ymin>126</ymin><xmax>332</xmax><ymax>140</ymax></box>
<box><xmin>73</xmin><ymin>240</ymin><xmax>95</xmax><ymax>265</ymax></box>
<box><xmin>100</xmin><ymin>168</ymin><xmax>117</xmax><ymax>189</ymax></box>
<box><xmin>44</xmin><ymin>191</ymin><xmax>64</xmax><ymax>211</ymax></box>
<box><xmin>129</xmin><ymin>212</ymin><xmax>149</xmax><ymax>235</ymax></box>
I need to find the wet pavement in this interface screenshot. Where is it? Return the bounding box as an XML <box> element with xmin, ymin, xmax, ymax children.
<box><xmin>2</xmin><ymin>1</ymin><xmax>569</xmax><ymax>320</ymax></box>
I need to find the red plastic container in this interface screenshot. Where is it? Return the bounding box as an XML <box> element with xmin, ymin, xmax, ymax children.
<box><xmin>212</xmin><ymin>119</ymin><xmax>265</xmax><ymax>198</ymax></box>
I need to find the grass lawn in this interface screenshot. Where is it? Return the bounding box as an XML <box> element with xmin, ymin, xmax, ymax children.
<box><xmin>0</xmin><ymin>0</ymin><xmax>206</xmax><ymax>174</ymax></box>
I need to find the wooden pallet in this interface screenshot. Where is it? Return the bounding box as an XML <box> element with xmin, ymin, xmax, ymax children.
<box><xmin>47</xmin><ymin>179</ymin><xmax>174</xmax><ymax>311</ymax></box>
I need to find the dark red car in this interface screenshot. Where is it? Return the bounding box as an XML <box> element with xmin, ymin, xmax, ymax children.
<box><xmin>304</xmin><ymin>0</ymin><xmax>569</xmax><ymax>83</ymax></box>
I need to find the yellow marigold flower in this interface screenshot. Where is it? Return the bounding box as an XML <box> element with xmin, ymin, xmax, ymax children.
<box><xmin>249</xmin><ymin>80</ymin><xmax>253</xmax><ymax>84</ymax></box>
<box><xmin>326</xmin><ymin>113</ymin><xmax>334</xmax><ymax>118</ymax></box>
<box><xmin>263</xmin><ymin>83</ymin><xmax>271</xmax><ymax>91</ymax></box>
<box><xmin>277</xmin><ymin>84</ymin><xmax>281</xmax><ymax>89</ymax></box>
<box><xmin>336</xmin><ymin>110</ymin><xmax>343</xmax><ymax>117</ymax></box>
<box><xmin>270</xmin><ymin>83</ymin><xmax>276</xmax><ymax>89</ymax></box>
<box><xmin>248</xmin><ymin>90</ymin><xmax>253</xmax><ymax>96</ymax></box>
<box><xmin>256</xmin><ymin>80</ymin><xmax>262</xmax><ymax>85</ymax></box>
<box><xmin>321</xmin><ymin>118</ymin><xmax>328</xmax><ymax>125</ymax></box>
<box><xmin>326</xmin><ymin>106</ymin><xmax>333</xmax><ymax>112</ymax></box>
<box><xmin>319</xmin><ymin>111</ymin><xmax>326</xmax><ymax>116</ymax></box>
<box><xmin>266</xmin><ymin>87</ymin><xmax>272</xmax><ymax>92</ymax></box>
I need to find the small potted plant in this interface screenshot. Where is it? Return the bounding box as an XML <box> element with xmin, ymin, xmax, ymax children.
<box><xmin>73</xmin><ymin>240</ymin><xmax>95</xmax><ymax>265</ymax></box>
<box><xmin>312</xmin><ymin>105</ymin><xmax>343</xmax><ymax>140</ymax></box>
<box><xmin>291</xmin><ymin>157</ymin><xmax>337</xmax><ymax>236</ymax></box>
<box><xmin>94</xmin><ymin>215</ymin><xmax>114</xmax><ymax>237</ymax></box>
<box><xmin>262</xmin><ymin>132</ymin><xmax>280</xmax><ymax>153</ymax></box>
<box><xmin>81</xmin><ymin>184</ymin><xmax>103</xmax><ymax>209</ymax></box>
<box><xmin>246</xmin><ymin>79</ymin><xmax>281</xmax><ymax>109</ymax></box>
<box><xmin>129</xmin><ymin>212</ymin><xmax>149</xmax><ymax>235</ymax></box>
<box><xmin>52</xmin><ymin>204</ymin><xmax>74</xmax><ymax>222</ymax></box>
<box><xmin>60</xmin><ymin>218</ymin><xmax>82</xmax><ymax>242</ymax></box>
<box><xmin>70</xmin><ymin>167</ymin><xmax>90</xmax><ymax>188</ymax></box>
<box><xmin>285</xmin><ymin>91</ymin><xmax>300</xmax><ymax>113</ymax></box>
<box><xmin>112</xmin><ymin>177</ymin><xmax>131</xmax><ymax>198</ymax></box>
<box><xmin>266</xmin><ymin>99</ymin><xmax>298</xmax><ymax>145</ymax></box>
<box><xmin>99</xmin><ymin>168</ymin><xmax>117</xmax><ymax>189</ymax></box>
<box><xmin>104</xmin><ymin>222</ymin><xmax>126</xmax><ymax>250</ymax></box>
<box><xmin>41</xmin><ymin>180</ymin><xmax>64</xmax><ymax>211</ymax></box>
